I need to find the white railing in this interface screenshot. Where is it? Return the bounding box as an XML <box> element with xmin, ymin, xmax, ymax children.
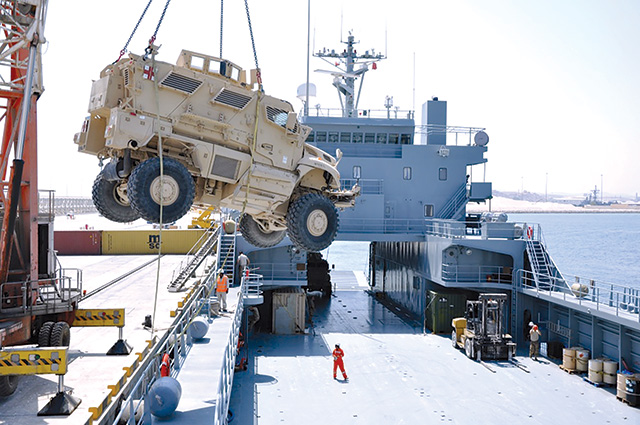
<box><xmin>442</xmin><ymin>264</ymin><xmax>512</xmax><ymax>284</ymax></box>
<box><xmin>414</xmin><ymin>124</ymin><xmax>486</xmax><ymax>146</ymax></box>
<box><xmin>241</xmin><ymin>270</ymin><xmax>264</xmax><ymax>300</ymax></box>
<box><xmin>250</xmin><ymin>263</ymin><xmax>307</xmax><ymax>283</ymax></box>
<box><xmin>304</xmin><ymin>107</ymin><xmax>414</xmax><ymax>120</ymax></box>
<box><xmin>518</xmin><ymin>269</ymin><xmax>640</xmax><ymax>322</ymax></box>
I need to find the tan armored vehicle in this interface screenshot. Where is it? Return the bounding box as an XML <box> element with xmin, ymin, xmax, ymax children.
<box><xmin>74</xmin><ymin>48</ymin><xmax>358</xmax><ymax>251</ymax></box>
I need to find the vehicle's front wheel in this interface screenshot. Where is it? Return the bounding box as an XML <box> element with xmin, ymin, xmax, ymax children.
<box><xmin>451</xmin><ymin>331</ymin><xmax>458</xmax><ymax>348</ymax></box>
<box><xmin>238</xmin><ymin>214</ymin><xmax>286</xmax><ymax>248</ymax></box>
<box><xmin>92</xmin><ymin>172</ymin><xmax>140</xmax><ymax>223</ymax></box>
<box><xmin>287</xmin><ymin>193</ymin><xmax>338</xmax><ymax>252</ymax></box>
<box><xmin>464</xmin><ymin>338</ymin><xmax>475</xmax><ymax>360</ymax></box>
<box><xmin>128</xmin><ymin>157</ymin><xmax>195</xmax><ymax>223</ymax></box>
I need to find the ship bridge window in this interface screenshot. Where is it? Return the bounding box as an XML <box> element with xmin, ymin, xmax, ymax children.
<box><xmin>353</xmin><ymin>166</ymin><xmax>361</xmax><ymax>179</ymax></box>
<box><xmin>424</xmin><ymin>204</ymin><xmax>434</xmax><ymax>217</ymax></box>
<box><xmin>377</xmin><ymin>133</ymin><xmax>388</xmax><ymax>144</ymax></box>
<box><xmin>307</xmin><ymin>132</ymin><xmax>315</xmax><ymax>143</ymax></box>
<box><xmin>353</xmin><ymin>133</ymin><xmax>363</xmax><ymax>143</ymax></box>
<box><xmin>400</xmin><ymin>134</ymin><xmax>412</xmax><ymax>144</ymax></box>
<box><xmin>340</xmin><ymin>132</ymin><xmax>351</xmax><ymax>143</ymax></box>
<box><xmin>328</xmin><ymin>132</ymin><xmax>339</xmax><ymax>142</ymax></box>
<box><xmin>403</xmin><ymin>167</ymin><xmax>412</xmax><ymax>180</ymax></box>
<box><xmin>315</xmin><ymin>131</ymin><xmax>327</xmax><ymax>143</ymax></box>
<box><xmin>365</xmin><ymin>133</ymin><xmax>376</xmax><ymax>143</ymax></box>
<box><xmin>439</xmin><ymin>168</ymin><xmax>448</xmax><ymax>181</ymax></box>
<box><xmin>389</xmin><ymin>133</ymin><xmax>399</xmax><ymax>144</ymax></box>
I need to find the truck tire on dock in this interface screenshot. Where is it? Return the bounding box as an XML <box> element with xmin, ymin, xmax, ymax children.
<box><xmin>238</xmin><ymin>214</ymin><xmax>286</xmax><ymax>248</ymax></box>
<box><xmin>287</xmin><ymin>193</ymin><xmax>338</xmax><ymax>252</ymax></box>
<box><xmin>50</xmin><ymin>322</ymin><xmax>71</xmax><ymax>347</ymax></box>
<box><xmin>128</xmin><ymin>157</ymin><xmax>195</xmax><ymax>224</ymax></box>
<box><xmin>0</xmin><ymin>375</ymin><xmax>19</xmax><ymax>397</ymax></box>
<box><xmin>38</xmin><ymin>321</ymin><xmax>55</xmax><ymax>347</ymax></box>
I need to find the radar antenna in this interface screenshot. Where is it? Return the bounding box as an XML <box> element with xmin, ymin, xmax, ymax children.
<box><xmin>314</xmin><ymin>34</ymin><xmax>385</xmax><ymax>118</ymax></box>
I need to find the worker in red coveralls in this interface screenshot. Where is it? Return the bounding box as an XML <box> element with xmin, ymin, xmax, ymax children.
<box><xmin>160</xmin><ymin>352</ymin><xmax>171</xmax><ymax>377</ymax></box>
<box><xmin>332</xmin><ymin>343</ymin><xmax>348</xmax><ymax>380</ymax></box>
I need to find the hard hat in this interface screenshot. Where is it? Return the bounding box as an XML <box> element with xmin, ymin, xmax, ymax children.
<box><xmin>335</xmin><ymin>343</ymin><xmax>340</xmax><ymax>348</ymax></box>
<box><xmin>529</xmin><ymin>321</ymin><xmax>534</xmax><ymax>327</ymax></box>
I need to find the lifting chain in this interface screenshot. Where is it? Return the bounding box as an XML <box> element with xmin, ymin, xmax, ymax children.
<box><xmin>244</xmin><ymin>0</ymin><xmax>262</xmax><ymax>89</ymax></box>
<box><xmin>114</xmin><ymin>0</ymin><xmax>154</xmax><ymax>63</ymax></box>
<box><xmin>219</xmin><ymin>0</ymin><xmax>224</xmax><ymax>58</ymax></box>
<box><xmin>145</xmin><ymin>0</ymin><xmax>173</xmax><ymax>59</ymax></box>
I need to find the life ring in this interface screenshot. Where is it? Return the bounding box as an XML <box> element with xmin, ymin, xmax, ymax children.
<box><xmin>526</xmin><ymin>226</ymin><xmax>533</xmax><ymax>239</ymax></box>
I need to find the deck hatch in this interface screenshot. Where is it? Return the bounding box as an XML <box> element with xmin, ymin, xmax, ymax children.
<box><xmin>160</xmin><ymin>72</ymin><xmax>202</xmax><ymax>94</ymax></box>
<box><xmin>213</xmin><ymin>89</ymin><xmax>252</xmax><ymax>110</ymax></box>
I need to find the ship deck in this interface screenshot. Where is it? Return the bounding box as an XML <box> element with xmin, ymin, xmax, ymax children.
<box><xmin>229</xmin><ymin>271</ymin><xmax>640</xmax><ymax>425</ymax></box>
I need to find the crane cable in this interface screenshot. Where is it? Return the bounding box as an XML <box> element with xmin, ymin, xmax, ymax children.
<box><xmin>150</xmin><ymin>47</ymin><xmax>164</xmax><ymax>340</ymax></box>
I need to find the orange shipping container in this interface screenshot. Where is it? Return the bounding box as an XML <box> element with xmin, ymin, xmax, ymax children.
<box><xmin>101</xmin><ymin>230</ymin><xmax>207</xmax><ymax>255</ymax></box>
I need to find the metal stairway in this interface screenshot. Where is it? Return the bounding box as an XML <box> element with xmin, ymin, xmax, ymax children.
<box><xmin>437</xmin><ymin>183</ymin><xmax>467</xmax><ymax>220</ymax></box>
<box><xmin>168</xmin><ymin>227</ymin><xmax>220</xmax><ymax>292</ymax></box>
<box><xmin>525</xmin><ymin>239</ymin><xmax>554</xmax><ymax>289</ymax></box>
<box><xmin>217</xmin><ymin>233</ymin><xmax>236</xmax><ymax>285</ymax></box>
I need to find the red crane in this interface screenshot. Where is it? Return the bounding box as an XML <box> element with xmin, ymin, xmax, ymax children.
<box><xmin>0</xmin><ymin>1</ymin><xmax>80</xmax><ymax>397</ymax></box>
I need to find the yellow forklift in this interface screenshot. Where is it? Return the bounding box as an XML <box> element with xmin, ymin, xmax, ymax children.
<box><xmin>452</xmin><ymin>293</ymin><xmax>516</xmax><ymax>361</ymax></box>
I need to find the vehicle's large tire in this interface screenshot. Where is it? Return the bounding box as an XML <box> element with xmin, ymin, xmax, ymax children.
<box><xmin>0</xmin><ymin>375</ymin><xmax>19</xmax><ymax>397</ymax></box>
<box><xmin>38</xmin><ymin>321</ymin><xmax>54</xmax><ymax>347</ymax></box>
<box><xmin>50</xmin><ymin>321</ymin><xmax>71</xmax><ymax>347</ymax></box>
<box><xmin>451</xmin><ymin>331</ymin><xmax>457</xmax><ymax>348</ymax></box>
<box><xmin>128</xmin><ymin>157</ymin><xmax>195</xmax><ymax>223</ymax></box>
<box><xmin>92</xmin><ymin>172</ymin><xmax>141</xmax><ymax>223</ymax></box>
<box><xmin>238</xmin><ymin>214</ymin><xmax>286</xmax><ymax>248</ymax></box>
<box><xmin>286</xmin><ymin>193</ymin><xmax>339</xmax><ymax>252</ymax></box>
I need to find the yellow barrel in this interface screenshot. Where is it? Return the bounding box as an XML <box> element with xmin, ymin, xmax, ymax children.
<box><xmin>575</xmin><ymin>349</ymin><xmax>589</xmax><ymax>372</ymax></box>
<box><xmin>603</xmin><ymin>360</ymin><xmax>617</xmax><ymax>385</ymax></box>
<box><xmin>588</xmin><ymin>359</ymin><xmax>603</xmax><ymax>383</ymax></box>
<box><xmin>562</xmin><ymin>347</ymin><xmax>576</xmax><ymax>369</ymax></box>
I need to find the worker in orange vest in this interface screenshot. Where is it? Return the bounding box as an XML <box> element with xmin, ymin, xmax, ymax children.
<box><xmin>216</xmin><ymin>270</ymin><xmax>229</xmax><ymax>312</ymax></box>
<box><xmin>160</xmin><ymin>352</ymin><xmax>170</xmax><ymax>377</ymax></box>
<box><xmin>332</xmin><ymin>343</ymin><xmax>348</xmax><ymax>380</ymax></box>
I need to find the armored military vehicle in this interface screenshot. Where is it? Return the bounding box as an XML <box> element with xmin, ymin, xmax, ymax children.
<box><xmin>74</xmin><ymin>48</ymin><xmax>358</xmax><ymax>251</ymax></box>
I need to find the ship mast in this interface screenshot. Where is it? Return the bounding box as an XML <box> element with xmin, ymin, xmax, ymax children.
<box><xmin>315</xmin><ymin>33</ymin><xmax>385</xmax><ymax>118</ymax></box>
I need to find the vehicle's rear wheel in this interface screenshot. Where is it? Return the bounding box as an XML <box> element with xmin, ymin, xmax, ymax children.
<box><xmin>92</xmin><ymin>172</ymin><xmax>140</xmax><ymax>223</ymax></box>
<box><xmin>50</xmin><ymin>322</ymin><xmax>71</xmax><ymax>347</ymax></box>
<box><xmin>128</xmin><ymin>157</ymin><xmax>195</xmax><ymax>223</ymax></box>
<box><xmin>38</xmin><ymin>321</ymin><xmax>55</xmax><ymax>347</ymax></box>
<box><xmin>287</xmin><ymin>193</ymin><xmax>338</xmax><ymax>252</ymax></box>
<box><xmin>0</xmin><ymin>375</ymin><xmax>19</xmax><ymax>397</ymax></box>
<box><xmin>238</xmin><ymin>214</ymin><xmax>286</xmax><ymax>248</ymax></box>
<box><xmin>451</xmin><ymin>331</ymin><xmax>457</xmax><ymax>348</ymax></box>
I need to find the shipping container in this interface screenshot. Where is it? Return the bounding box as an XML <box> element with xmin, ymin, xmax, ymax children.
<box><xmin>272</xmin><ymin>288</ymin><xmax>306</xmax><ymax>334</ymax></box>
<box><xmin>425</xmin><ymin>290</ymin><xmax>467</xmax><ymax>334</ymax></box>
<box><xmin>102</xmin><ymin>230</ymin><xmax>206</xmax><ymax>255</ymax></box>
<box><xmin>54</xmin><ymin>230</ymin><xmax>102</xmax><ymax>255</ymax></box>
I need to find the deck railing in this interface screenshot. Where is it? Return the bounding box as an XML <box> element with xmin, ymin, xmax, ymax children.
<box><xmin>518</xmin><ymin>269</ymin><xmax>640</xmax><ymax>322</ymax></box>
<box><xmin>442</xmin><ymin>264</ymin><xmax>512</xmax><ymax>284</ymax></box>
<box><xmin>250</xmin><ymin>262</ymin><xmax>307</xmax><ymax>283</ymax></box>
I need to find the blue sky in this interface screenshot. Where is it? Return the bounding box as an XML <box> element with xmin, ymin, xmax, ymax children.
<box><xmin>37</xmin><ymin>0</ymin><xmax>640</xmax><ymax>199</ymax></box>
